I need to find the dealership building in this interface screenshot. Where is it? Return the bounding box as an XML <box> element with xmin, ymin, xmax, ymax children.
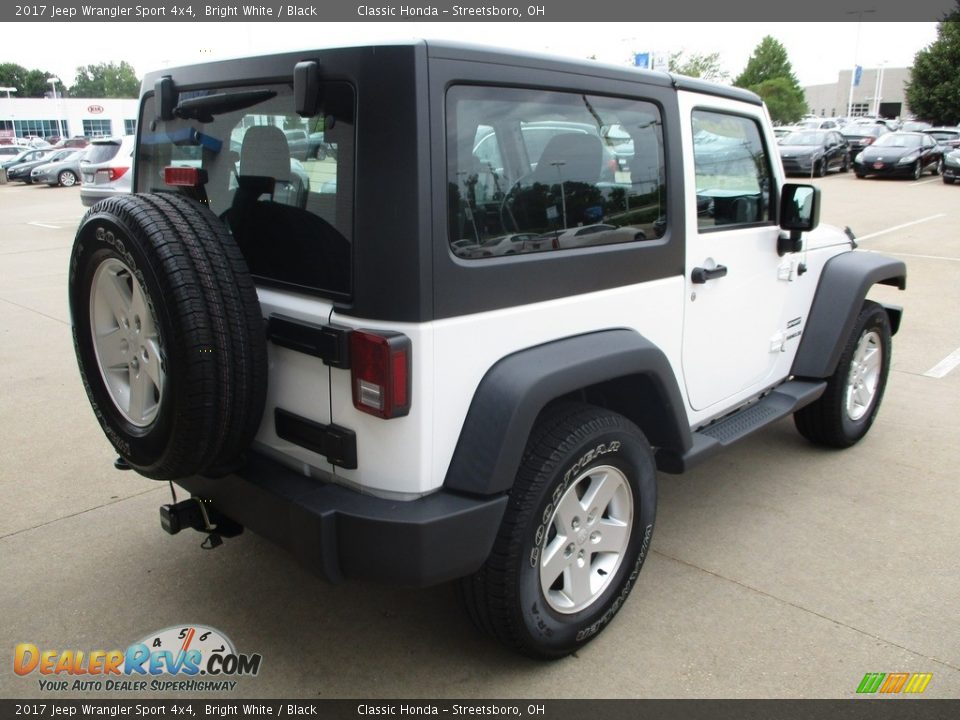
<box><xmin>803</xmin><ymin>66</ymin><xmax>912</xmax><ymax>120</ymax></box>
<box><xmin>0</xmin><ymin>96</ymin><xmax>140</xmax><ymax>140</ymax></box>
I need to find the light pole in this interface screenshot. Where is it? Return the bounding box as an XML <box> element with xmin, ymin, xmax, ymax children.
<box><xmin>846</xmin><ymin>10</ymin><xmax>876</xmax><ymax>117</ymax></box>
<box><xmin>47</xmin><ymin>77</ymin><xmax>64</xmax><ymax>138</ymax></box>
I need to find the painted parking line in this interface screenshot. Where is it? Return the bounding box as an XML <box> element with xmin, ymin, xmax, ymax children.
<box><xmin>863</xmin><ymin>249</ymin><xmax>960</xmax><ymax>263</ymax></box>
<box><xmin>855</xmin><ymin>214</ymin><xmax>947</xmax><ymax>242</ymax></box>
<box><xmin>907</xmin><ymin>178</ymin><xmax>941</xmax><ymax>187</ymax></box>
<box><xmin>26</xmin><ymin>222</ymin><xmax>62</xmax><ymax>229</ymax></box>
<box><xmin>924</xmin><ymin>347</ymin><xmax>960</xmax><ymax>379</ymax></box>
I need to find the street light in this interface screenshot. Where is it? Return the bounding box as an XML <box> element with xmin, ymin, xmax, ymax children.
<box><xmin>845</xmin><ymin>9</ymin><xmax>876</xmax><ymax>117</ymax></box>
<box><xmin>47</xmin><ymin>77</ymin><xmax>64</xmax><ymax>138</ymax></box>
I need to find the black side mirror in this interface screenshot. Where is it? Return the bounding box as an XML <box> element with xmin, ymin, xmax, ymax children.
<box><xmin>778</xmin><ymin>183</ymin><xmax>820</xmax><ymax>255</ymax></box>
<box><xmin>294</xmin><ymin>60</ymin><xmax>322</xmax><ymax>118</ymax></box>
<box><xmin>155</xmin><ymin>76</ymin><xmax>176</xmax><ymax>121</ymax></box>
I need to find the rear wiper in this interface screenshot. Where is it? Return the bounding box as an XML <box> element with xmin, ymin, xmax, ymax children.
<box><xmin>174</xmin><ymin>90</ymin><xmax>277</xmax><ymax>122</ymax></box>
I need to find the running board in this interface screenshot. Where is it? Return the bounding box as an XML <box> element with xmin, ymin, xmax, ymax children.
<box><xmin>656</xmin><ymin>379</ymin><xmax>827</xmax><ymax>473</ymax></box>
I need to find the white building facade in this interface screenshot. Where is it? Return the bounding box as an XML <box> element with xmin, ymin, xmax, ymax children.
<box><xmin>803</xmin><ymin>67</ymin><xmax>912</xmax><ymax>120</ymax></box>
<box><xmin>0</xmin><ymin>96</ymin><xmax>140</xmax><ymax>141</ymax></box>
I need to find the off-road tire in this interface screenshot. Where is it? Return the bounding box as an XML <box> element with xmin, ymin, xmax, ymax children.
<box><xmin>460</xmin><ymin>403</ymin><xmax>657</xmax><ymax>659</ymax></box>
<box><xmin>69</xmin><ymin>193</ymin><xmax>267</xmax><ymax>479</ymax></box>
<box><xmin>794</xmin><ymin>301</ymin><xmax>891</xmax><ymax>448</ymax></box>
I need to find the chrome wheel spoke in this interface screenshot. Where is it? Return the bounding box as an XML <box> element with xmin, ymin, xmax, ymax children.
<box><xmin>540</xmin><ymin>536</ymin><xmax>571</xmax><ymax>589</ymax></box>
<box><xmin>553</xmin><ymin>487</ymin><xmax>584</xmax><ymax>536</ymax></box>
<box><xmin>101</xmin><ymin>270</ymin><xmax>133</xmax><ymax>325</ymax></box>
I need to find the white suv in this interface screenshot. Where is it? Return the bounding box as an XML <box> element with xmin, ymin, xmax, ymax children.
<box><xmin>68</xmin><ymin>42</ymin><xmax>906</xmax><ymax>659</ymax></box>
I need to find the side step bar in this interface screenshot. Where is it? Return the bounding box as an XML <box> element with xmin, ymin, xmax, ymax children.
<box><xmin>657</xmin><ymin>379</ymin><xmax>827</xmax><ymax>473</ymax></box>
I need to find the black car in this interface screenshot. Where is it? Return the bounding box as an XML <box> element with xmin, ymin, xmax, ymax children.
<box><xmin>942</xmin><ymin>148</ymin><xmax>960</xmax><ymax>185</ymax></box>
<box><xmin>6</xmin><ymin>148</ymin><xmax>76</xmax><ymax>183</ymax></box>
<box><xmin>841</xmin><ymin>124</ymin><xmax>889</xmax><ymax>162</ymax></box>
<box><xmin>1</xmin><ymin>147</ymin><xmax>53</xmax><ymax>172</ymax></box>
<box><xmin>778</xmin><ymin>130</ymin><xmax>850</xmax><ymax>176</ymax></box>
<box><xmin>854</xmin><ymin>132</ymin><xmax>944</xmax><ymax>180</ymax></box>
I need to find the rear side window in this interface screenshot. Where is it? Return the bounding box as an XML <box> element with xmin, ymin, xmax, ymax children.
<box><xmin>692</xmin><ymin>110</ymin><xmax>774</xmax><ymax>230</ymax></box>
<box><xmin>447</xmin><ymin>85</ymin><xmax>666</xmax><ymax>258</ymax></box>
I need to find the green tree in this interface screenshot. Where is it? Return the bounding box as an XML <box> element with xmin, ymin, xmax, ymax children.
<box><xmin>0</xmin><ymin>63</ymin><xmax>66</xmax><ymax>97</ymax></box>
<box><xmin>733</xmin><ymin>36</ymin><xmax>806</xmax><ymax>124</ymax></box>
<box><xmin>70</xmin><ymin>61</ymin><xmax>140</xmax><ymax>98</ymax></box>
<box><xmin>905</xmin><ymin>4</ymin><xmax>960</xmax><ymax>125</ymax></box>
<box><xmin>668</xmin><ymin>51</ymin><xmax>729</xmax><ymax>82</ymax></box>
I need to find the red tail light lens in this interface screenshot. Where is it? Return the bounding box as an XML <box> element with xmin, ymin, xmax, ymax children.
<box><xmin>164</xmin><ymin>166</ymin><xmax>207</xmax><ymax>187</ymax></box>
<box><xmin>349</xmin><ymin>330</ymin><xmax>411</xmax><ymax>419</ymax></box>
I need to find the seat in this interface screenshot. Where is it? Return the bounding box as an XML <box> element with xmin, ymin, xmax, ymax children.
<box><xmin>227</xmin><ymin>125</ymin><xmax>349</xmax><ymax>294</ymax></box>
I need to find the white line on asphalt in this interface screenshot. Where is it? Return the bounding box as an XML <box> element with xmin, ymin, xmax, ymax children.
<box><xmin>26</xmin><ymin>221</ymin><xmax>61</xmax><ymax>229</ymax></box>
<box><xmin>855</xmin><ymin>214</ymin><xmax>947</xmax><ymax>242</ymax></box>
<box><xmin>907</xmin><ymin>178</ymin><xmax>940</xmax><ymax>187</ymax></box>
<box><xmin>924</xmin><ymin>347</ymin><xmax>960</xmax><ymax>379</ymax></box>
<box><xmin>863</xmin><ymin>249</ymin><xmax>960</xmax><ymax>263</ymax></box>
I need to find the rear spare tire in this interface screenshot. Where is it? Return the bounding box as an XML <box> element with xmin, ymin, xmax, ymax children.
<box><xmin>69</xmin><ymin>193</ymin><xmax>267</xmax><ymax>480</ymax></box>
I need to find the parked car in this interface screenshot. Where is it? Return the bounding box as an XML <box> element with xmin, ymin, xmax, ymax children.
<box><xmin>841</xmin><ymin>124</ymin><xmax>889</xmax><ymax>161</ymax></box>
<box><xmin>30</xmin><ymin>148</ymin><xmax>87</xmax><ymax>187</ymax></box>
<box><xmin>778</xmin><ymin>130</ymin><xmax>850</xmax><ymax>176</ymax></box>
<box><xmin>308</xmin><ymin>131</ymin><xmax>337</xmax><ymax>160</ymax></box>
<box><xmin>0</xmin><ymin>145</ymin><xmax>23</xmax><ymax>163</ymax></box>
<box><xmin>80</xmin><ymin>136</ymin><xmax>135</xmax><ymax>206</ymax></box>
<box><xmin>67</xmin><ymin>40</ymin><xmax>906</xmax><ymax>660</ymax></box>
<box><xmin>942</xmin><ymin>148</ymin><xmax>960</xmax><ymax>185</ymax></box>
<box><xmin>536</xmin><ymin>223</ymin><xmax>648</xmax><ymax>250</ymax></box>
<box><xmin>283</xmin><ymin>129</ymin><xmax>309</xmax><ymax>161</ymax></box>
<box><xmin>53</xmin><ymin>136</ymin><xmax>91</xmax><ymax>150</ymax></box>
<box><xmin>854</xmin><ymin>132</ymin><xmax>944</xmax><ymax>179</ymax></box>
<box><xmin>795</xmin><ymin>118</ymin><xmax>839</xmax><ymax>130</ymax></box>
<box><xmin>900</xmin><ymin>121</ymin><xmax>931</xmax><ymax>133</ymax></box>
<box><xmin>921</xmin><ymin>127</ymin><xmax>960</xmax><ymax>150</ymax></box>
<box><xmin>5</xmin><ymin>147</ymin><xmax>77</xmax><ymax>183</ymax></box>
<box><xmin>1</xmin><ymin>147</ymin><xmax>54</xmax><ymax>171</ymax></box>
<box><xmin>773</xmin><ymin>125</ymin><xmax>798</xmax><ymax>140</ymax></box>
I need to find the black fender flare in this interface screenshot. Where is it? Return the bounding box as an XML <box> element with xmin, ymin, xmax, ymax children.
<box><xmin>443</xmin><ymin>329</ymin><xmax>691</xmax><ymax>496</ymax></box>
<box><xmin>792</xmin><ymin>251</ymin><xmax>906</xmax><ymax>379</ymax></box>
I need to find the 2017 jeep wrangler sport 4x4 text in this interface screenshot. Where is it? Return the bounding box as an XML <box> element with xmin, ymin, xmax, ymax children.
<box><xmin>68</xmin><ymin>41</ymin><xmax>906</xmax><ymax>659</ymax></box>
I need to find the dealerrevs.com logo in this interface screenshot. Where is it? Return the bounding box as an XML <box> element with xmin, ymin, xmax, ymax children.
<box><xmin>14</xmin><ymin>625</ymin><xmax>262</xmax><ymax>692</ymax></box>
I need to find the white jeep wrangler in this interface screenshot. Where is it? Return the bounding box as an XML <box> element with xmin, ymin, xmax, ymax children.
<box><xmin>68</xmin><ymin>41</ymin><xmax>906</xmax><ymax>659</ymax></box>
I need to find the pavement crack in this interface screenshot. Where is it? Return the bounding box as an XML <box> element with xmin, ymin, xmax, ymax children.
<box><xmin>0</xmin><ymin>296</ymin><xmax>69</xmax><ymax>325</ymax></box>
<box><xmin>652</xmin><ymin>548</ymin><xmax>960</xmax><ymax>673</ymax></box>
<box><xmin>0</xmin><ymin>486</ymin><xmax>167</xmax><ymax>541</ymax></box>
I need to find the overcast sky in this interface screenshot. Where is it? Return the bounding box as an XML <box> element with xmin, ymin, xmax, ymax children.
<box><xmin>11</xmin><ymin>21</ymin><xmax>939</xmax><ymax>90</ymax></box>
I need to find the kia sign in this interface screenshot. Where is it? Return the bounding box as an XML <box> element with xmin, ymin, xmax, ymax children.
<box><xmin>87</xmin><ymin>105</ymin><xmax>104</xmax><ymax>114</ymax></box>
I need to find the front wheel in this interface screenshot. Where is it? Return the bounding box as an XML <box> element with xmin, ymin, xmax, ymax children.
<box><xmin>841</xmin><ymin>155</ymin><xmax>850</xmax><ymax>173</ymax></box>
<box><xmin>912</xmin><ymin>161</ymin><xmax>922</xmax><ymax>180</ymax></box>
<box><xmin>818</xmin><ymin>158</ymin><xmax>829</xmax><ymax>177</ymax></box>
<box><xmin>460</xmin><ymin>403</ymin><xmax>656</xmax><ymax>659</ymax></box>
<box><xmin>794</xmin><ymin>301</ymin><xmax>892</xmax><ymax>448</ymax></box>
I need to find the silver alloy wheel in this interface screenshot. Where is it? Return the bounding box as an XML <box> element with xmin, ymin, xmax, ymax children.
<box><xmin>59</xmin><ymin>171</ymin><xmax>76</xmax><ymax>187</ymax></box>
<box><xmin>845</xmin><ymin>330</ymin><xmax>882</xmax><ymax>422</ymax></box>
<box><xmin>89</xmin><ymin>257</ymin><xmax>164</xmax><ymax>427</ymax></box>
<box><xmin>539</xmin><ymin>464</ymin><xmax>633</xmax><ymax>614</ymax></box>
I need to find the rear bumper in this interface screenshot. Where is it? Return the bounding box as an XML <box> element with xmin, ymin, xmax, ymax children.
<box><xmin>175</xmin><ymin>452</ymin><xmax>508</xmax><ymax>586</ymax></box>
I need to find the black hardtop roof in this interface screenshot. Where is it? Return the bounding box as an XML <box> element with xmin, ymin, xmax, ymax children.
<box><xmin>141</xmin><ymin>39</ymin><xmax>762</xmax><ymax>107</ymax></box>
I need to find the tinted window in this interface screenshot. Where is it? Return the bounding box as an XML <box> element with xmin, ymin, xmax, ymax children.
<box><xmin>137</xmin><ymin>82</ymin><xmax>354</xmax><ymax>298</ymax></box>
<box><xmin>85</xmin><ymin>142</ymin><xmax>121</xmax><ymax>164</ymax></box>
<box><xmin>692</xmin><ymin>110</ymin><xmax>774</xmax><ymax>230</ymax></box>
<box><xmin>447</xmin><ymin>85</ymin><xmax>666</xmax><ymax>257</ymax></box>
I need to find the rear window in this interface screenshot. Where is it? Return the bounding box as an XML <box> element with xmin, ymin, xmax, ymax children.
<box><xmin>85</xmin><ymin>142</ymin><xmax>121</xmax><ymax>164</ymax></box>
<box><xmin>447</xmin><ymin>85</ymin><xmax>666</xmax><ymax>257</ymax></box>
<box><xmin>137</xmin><ymin>81</ymin><xmax>354</xmax><ymax>299</ymax></box>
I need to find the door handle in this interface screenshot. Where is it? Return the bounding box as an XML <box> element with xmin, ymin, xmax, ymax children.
<box><xmin>691</xmin><ymin>264</ymin><xmax>728</xmax><ymax>284</ymax></box>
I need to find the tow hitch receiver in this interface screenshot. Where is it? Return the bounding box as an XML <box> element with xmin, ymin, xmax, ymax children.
<box><xmin>160</xmin><ymin>498</ymin><xmax>243</xmax><ymax>549</ymax></box>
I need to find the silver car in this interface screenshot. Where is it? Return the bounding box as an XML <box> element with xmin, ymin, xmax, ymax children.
<box><xmin>29</xmin><ymin>148</ymin><xmax>87</xmax><ymax>187</ymax></box>
<box><xmin>80</xmin><ymin>136</ymin><xmax>135</xmax><ymax>206</ymax></box>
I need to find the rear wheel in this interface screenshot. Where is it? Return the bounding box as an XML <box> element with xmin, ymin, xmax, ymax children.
<box><xmin>460</xmin><ymin>403</ymin><xmax>657</xmax><ymax>659</ymax></box>
<box><xmin>933</xmin><ymin>159</ymin><xmax>943</xmax><ymax>176</ymax></box>
<box><xmin>794</xmin><ymin>301</ymin><xmax>891</xmax><ymax>448</ymax></box>
<box><xmin>841</xmin><ymin>155</ymin><xmax>850</xmax><ymax>173</ymax></box>
<box><xmin>58</xmin><ymin>170</ymin><xmax>77</xmax><ymax>187</ymax></box>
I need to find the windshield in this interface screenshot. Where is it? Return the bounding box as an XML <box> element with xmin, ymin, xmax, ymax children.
<box><xmin>780</xmin><ymin>132</ymin><xmax>826</xmax><ymax>146</ymax></box>
<box><xmin>137</xmin><ymin>81</ymin><xmax>355</xmax><ymax>298</ymax></box>
<box><xmin>926</xmin><ymin>131</ymin><xmax>959</xmax><ymax>141</ymax></box>
<box><xmin>843</xmin><ymin>126</ymin><xmax>884</xmax><ymax>138</ymax></box>
<box><xmin>872</xmin><ymin>134</ymin><xmax>922</xmax><ymax>149</ymax></box>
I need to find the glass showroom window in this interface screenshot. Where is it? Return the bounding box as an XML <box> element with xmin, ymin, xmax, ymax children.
<box><xmin>83</xmin><ymin>119</ymin><xmax>113</xmax><ymax>137</ymax></box>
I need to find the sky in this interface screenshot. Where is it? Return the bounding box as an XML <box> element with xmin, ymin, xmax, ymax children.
<box><xmin>10</xmin><ymin>21</ymin><xmax>939</xmax><ymax>90</ymax></box>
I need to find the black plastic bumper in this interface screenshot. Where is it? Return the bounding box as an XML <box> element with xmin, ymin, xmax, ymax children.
<box><xmin>175</xmin><ymin>453</ymin><xmax>508</xmax><ymax>587</ymax></box>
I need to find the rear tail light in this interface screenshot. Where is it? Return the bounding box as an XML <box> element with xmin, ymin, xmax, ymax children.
<box><xmin>164</xmin><ymin>166</ymin><xmax>207</xmax><ymax>187</ymax></box>
<box><xmin>349</xmin><ymin>330</ymin><xmax>411</xmax><ymax>419</ymax></box>
<box><xmin>95</xmin><ymin>167</ymin><xmax>129</xmax><ymax>183</ymax></box>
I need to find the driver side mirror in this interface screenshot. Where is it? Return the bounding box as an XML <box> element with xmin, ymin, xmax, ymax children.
<box><xmin>778</xmin><ymin>183</ymin><xmax>820</xmax><ymax>255</ymax></box>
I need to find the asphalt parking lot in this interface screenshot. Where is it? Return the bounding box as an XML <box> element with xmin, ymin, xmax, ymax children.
<box><xmin>1</xmin><ymin>172</ymin><xmax>958</xmax><ymax>700</ymax></box>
